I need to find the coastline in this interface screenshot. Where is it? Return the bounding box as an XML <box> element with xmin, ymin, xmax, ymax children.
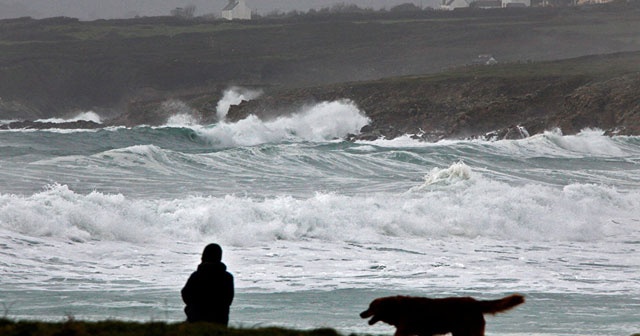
<box><xmin>220</xmin><ymin>52</ymin><xmax>640</xmax><ymax>141</ymax></box>
<box><xmin>2</xmin><ymin>6</ymin><xmax>640</xmax><ymax>336</ymax></box>
<box><xmin>0</xmin><ymin>319</ymin><xmax>341</xmax><ymax>336</ymax></box>
<box><xmin>1</xmin><ymin>2</ymin><xmax>640</xmax><ymax>140</ymax></box>
<box><xmin>2</xmin><ymin>288</ymin><xmax>639</xmax><ymax>336</ymax></box>
<box><xmin>4</xmin><ymin>51</ymin><xmax>639</xmax><ymax>142</ymax></box>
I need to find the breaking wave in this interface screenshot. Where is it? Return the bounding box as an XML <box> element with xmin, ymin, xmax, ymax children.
<box><xmin>2</xmin><ymin>163</ymin><xmax>638</xmax><ymax>246</ymax></box>
<box><xmin>216</xmin><ymin>86</ymin><xmax>263</xmax><ymax>120</ymax></box>
<box><xmin>36</xmin><ymin>111</ymin><xmax>102</xmax><ymax>124</ymax></box>
<box><xmin>409</xmin><ymin>161</ymin><xmax>472</xmax><ymax>190</ymax></box>
<box><xmin>198</xmin><ymin>99</ymin><xmax>370</xmax><ymax>148</ymax></box>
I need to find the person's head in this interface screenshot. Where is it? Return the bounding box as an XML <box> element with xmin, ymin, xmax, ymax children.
<box><xmin>201</xmin><ymin>243</ymin><xmax>223</xmax><ymax>263</ymax></box>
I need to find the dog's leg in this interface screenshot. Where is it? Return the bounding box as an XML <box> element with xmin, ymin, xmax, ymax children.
<box><xmin>393</xmin><ymin>327</ymin><xmax>412</xmax><ymax>336</ymax></box>
<box><xmin>452</xmin><ymin>317</ymin><xmax>485</xmax><ymax>336</ymax></box>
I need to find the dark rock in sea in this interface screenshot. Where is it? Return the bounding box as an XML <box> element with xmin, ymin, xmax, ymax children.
<box><xmin>483</xmin><ymin>125</ymin><xmax>530</xmax><ymax>141</ymax></box>
<box><xmin>2</xmin><ymin>3</ymin><xmax>640</xmax><ymax>127</ymax></box>
<box><xmin>0</xmin><ymin>120</ymin><xmax>103</xmax><ymax>130</ymax></box>
<box><xmin>217</xmin><ymin>54</ymin><xmax>640</xmax><ymax>142</ymax></box>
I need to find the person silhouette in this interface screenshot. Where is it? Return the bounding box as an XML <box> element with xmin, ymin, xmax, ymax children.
<box><xmin>181</xmin><ymin>243</ymin><xmax>234</xmax><ymax>325</ymax></box>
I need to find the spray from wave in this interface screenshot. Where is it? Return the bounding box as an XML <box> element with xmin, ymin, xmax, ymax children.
<box><xmin>36</xmin><ymin>111</ymin><xmax>102</xmax><ymax>124</ymax></box>
<box><xmin>155</xmin><ymin>87</ymin><xmax>370</xmax><ymax>149</ymax></box>
<box><xmin>148</xmin><ymin>87</ymin><xmax>263</xmax><ymax>127</ymax></box>
<box><xmin>161</xmin><ymin>100</ymin><xmax>201</xmax><ymax>126</ymax></box>
<box><xmin>216</xmin><ymin>86</ymin><xmax>263</xmax><ymax>120</ymax></box>
<box><xmin>2</xmin><ymin>165</ymin><xmax>638</xmax><ymax>246</ymax></box>
<box><xmin>539</xmin><ymin>128</ymin><xmax>628</xmax><ymax>156</ymax></box>
<box><xmin>199</xmin><ymin>99</ymin><xmax>370</xmax><ymax>148</ymax></box>
<box><xmin>409</xmin><ymin>161</ymin><xmax>472</xmax><ymax>191</ymax></box>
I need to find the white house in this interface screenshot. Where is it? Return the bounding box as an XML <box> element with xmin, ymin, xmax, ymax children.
<box><xmin>577</xmin><ymin>0</ymin><xmax>615</xmax><ymax>3</ymax></box>
<box><xmin>441</xmin><ymin>0</ymin><xmax>472</xmax><ymax>10</ymax></box>
<box><xmin>221</xmin><ymin>0</ymin><xmax>251</xmax><ymax>20</ymax></box>
<box><xmin>502</xmin><ymin>0</ymin><xmax>531</xmax><ymax>6</ymax></box>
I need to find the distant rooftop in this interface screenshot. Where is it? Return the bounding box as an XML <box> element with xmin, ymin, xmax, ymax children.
<box><xmin>223</xmin><ymin>1</ymin><xmax>240</xmax><ymax>11</ymax></box>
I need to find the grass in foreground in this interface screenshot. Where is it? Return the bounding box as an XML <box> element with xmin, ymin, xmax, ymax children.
<box><xmin>0</xmin><ymin>318</ymin><xmax>344</xmax><ymax>336</ymax></box>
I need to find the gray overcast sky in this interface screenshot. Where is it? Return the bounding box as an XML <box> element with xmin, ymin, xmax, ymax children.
<box><xmin>0</xmin><ymin>1</ymin><xmax>441</xmax><ymax>20</ymax></box>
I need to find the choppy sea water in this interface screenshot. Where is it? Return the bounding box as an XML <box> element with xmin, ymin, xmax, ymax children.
<box><xmin>1</xmin><ymin>93</ymin><xmax>639</xmax><ymax>335</ymax></box>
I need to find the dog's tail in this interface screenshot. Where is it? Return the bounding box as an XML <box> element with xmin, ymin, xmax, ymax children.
<box><xmin>478</xmin><ymin>294</ymin><xmax>525</xmax><ymax>314</ymax></box>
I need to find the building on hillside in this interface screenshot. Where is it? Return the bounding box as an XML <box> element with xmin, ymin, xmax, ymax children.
<box><xmin>441</xmin><ymin>0</ymin><xmax>473</xmax><ymax>10</ymax></box>
<box><xmin>221</xmin><ymin>0</ymin><xmax>252</xmax><ymax>20</ymax></box>
<box><xmin>442</xmin><ymin>0</ymin><xmax>531</xmax><ymax>9</ymax></box>
<box><xmin>470</xmin><ymin>0</ymin><xmax>502</xmax><ymax>8</ymax></box>
<box><xmin>503</xmin><ymin>0</ymin><xmax>531</xmax><ymax>7</ymax></box>
<box><xmin>531</xmin><ymin>0</ymin><xmax>577</xmax><ymax>6</ymax></box>
<box><xmin>577</xmin><ymin>0</ymin><xmax>615</xmax><ymax>3</ymax></box>
<box><xmin>473</xmin><ymin>54</ymin><xmax>499</xmax><ymax>65</ymax></box>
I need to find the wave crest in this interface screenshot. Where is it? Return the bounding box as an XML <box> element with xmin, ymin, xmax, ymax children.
<box><xmin>216</xmin><ymin>87</ymin><xmax>263</xmax><ymax>120</ymax></box>
<box><xmin>2</xmin><ymin>178</ymin><xmax>638</xmax><ymax>245</ymax></box>
<box><xmin>199</xmin><ymin>99</ymin><xmax>370</xmax><ymax>148</ymax></box>
<box><xmin>410</xmin><ymin>161</ymin><xmax>472</xmax><ymax>191</ymax></box>
<box><xmin>36</xmin><ymin>111</ymin><xmax>102</xmax><ymax>124</ymax></box>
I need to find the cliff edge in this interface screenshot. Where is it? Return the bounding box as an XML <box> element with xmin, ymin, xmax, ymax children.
<box><xmin>222</xmin><ymin>52</ymin><xmax>640</xmax><ymax>141</ymax></box>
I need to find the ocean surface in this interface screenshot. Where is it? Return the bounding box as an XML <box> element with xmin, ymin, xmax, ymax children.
<box><xmin>1</xmin><ymin>89</ymin><xmax>639</xmax><ymax>335</ymax></box>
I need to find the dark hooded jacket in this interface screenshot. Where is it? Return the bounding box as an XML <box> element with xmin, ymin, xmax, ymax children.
<box><xmin>181</xmin><ymin>261</ymin><xmax>234</xmax><ymax>324</ymax></box>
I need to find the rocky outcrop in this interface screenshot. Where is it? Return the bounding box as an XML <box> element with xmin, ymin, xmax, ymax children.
<box><xmin>560</xmin><ymin>74</ymin><xmax>640</xmax><ymax>136</ymax></box>
<box><xmin>7</xmin><ymin>58</ymin><xmax>637</xmax><ymax>143</ymax></box>
<box><xmin>223</xmin><ymin>69</ymin><xmax>640</xmax><ymax>141</ymax></box>
<box><xmin>0</xmin><ymin>99</ymin><xmax>42</xmax><ymax>120</ymax></box>
<box><xmin>2</xmin><ymin>3</ymin><xmax>640</xmax><ymax>119</ymax></box>
<box><xmin>0</xmin><ymin>120</ymin><xmax>102</xmax><ymax>130</ymax></box>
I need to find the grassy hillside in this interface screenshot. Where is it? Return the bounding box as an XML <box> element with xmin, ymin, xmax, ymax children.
<box><xmin>1</xmin><ymin>2</ymin><xmax>639</xmax><ymax>119</ymax></box>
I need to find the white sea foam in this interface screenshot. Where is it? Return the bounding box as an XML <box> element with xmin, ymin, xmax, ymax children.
<box><xmin>36</xmin><ymin>111</ymin><xmax>102</xmax><ymax>124</ymax></box>
<box><xmin>1</xmin><ymin>179</ymin><xmax>639</xmax><ymax>298</ymax></box>
<box><xmin>486</xmin><ymin>128</ymin><xmax>635</xmax><ymax>158</ymax></box>
<box><xmin>199</xmin><ymin>100</ymin><xmax>370</xmax><ymax>148</ymax></box>
<box><xmin>161</xmin><ymin>100</ymin><xmax>201</xmax><ymax>126</ymax></box>
<box><xmin>2</xmin><ymin>135</ymin><xmax>640</xmax><ymax>332</ymax></box>
<box><xmin>2</xmin><ymin>160</ymin><xmax>638</xmax><ymax>246</ymax></box>
<box><xmin>543</xmin><ymin>128</ymin><xmax>628</xmax><ymax>156</ymax></box>
<box><xmin>3</xmin><ymin>93</ymin><xmax>640</xmax><ymax>334</ymax></box>
<box><xmin>0</xmin><ymin>184</ymin><xmax>157</xmax><ymax>243</ymax></box>
<box><xmin>216</xmin><ymin>86</ymin><xmax>263</xmax><ymax>120</ymax></box>
<box><xmin>356</xmin><ymin>128</ymin><xmax>640</xmax><ymax>160</ymax></box>
<box><xmin>166</xmin><ymin>114</ymin><xmax>200</xmax><ymax>126</ymax></box>
<box><xmin>158</xmin><ymin>89</ymin><xmax>264</xmax><ymax>127</ymax></box>
<box><xmin>410</xmin><ymin>160</ymin><xmax>472</xmax><ymax>190</ymax></box>
<box><xmin>99</xmin><ymin>144</ymin><xmax>178</xmax><ymax>173</ymax></box>
<box><xmin>357</xmin><ymin>133</ymin><xmax>442</xmax><ymax>147</ymax></box>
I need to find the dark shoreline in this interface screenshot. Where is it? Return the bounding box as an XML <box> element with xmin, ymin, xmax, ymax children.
<box><xmin>3</xmin><ymin>51</ymin><xmax>639</xmax><ymax>142</ymax></box>
<box><xmin>0</xmin><ymin>318</ymin><xmax>342</xmax><ymax>336</ymax></box>
<box><xmin>220</xmin><ymin>52</ymin><xmax>640</xmax><ymax>141</ymax></box>
<box><xmin>1</xmin><ymin>2</ymin><xmax>639</xmax><ymax>141</ymax></box>
<box><xmin>1</xmin><ymin>318</ymin><xmax>639</xmax><ymax>336</ymax></box>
